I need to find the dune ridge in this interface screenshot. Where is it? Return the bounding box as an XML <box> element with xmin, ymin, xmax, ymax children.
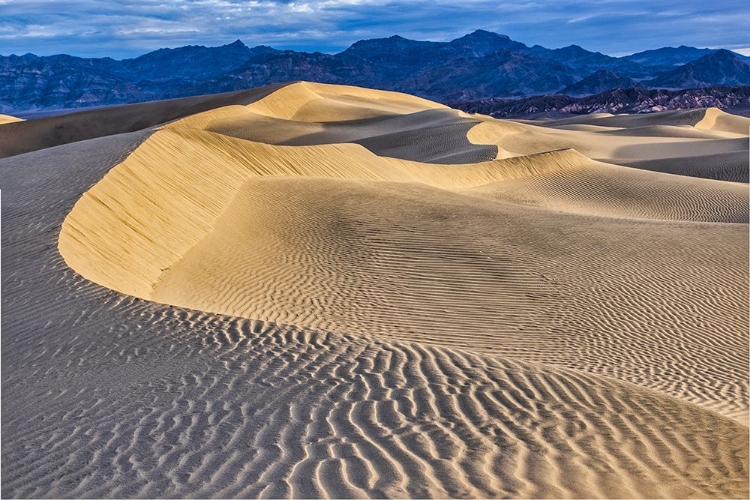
<box><xmin>244</xmin><ymin>81</ymin><xmax>448</xmax><ymax>121</ymax></box>
<box><xmin>474</xmin><ymin>107</ymin><xmax>750</xmax><ymax>182</ymax></box>
<box><xmin>58</xmin><ymin>125</ymin><xmax>588</xmax><ymax>300</ymax></box>
<box><xmin>696</xmin><ymin>107</ymin><xmax>750</xmax><ymax>134</ymax></box>
<box><xmin>0</xmin><ymin>83</ymin><xmax>289</xmax><ymax>159</ymax></box>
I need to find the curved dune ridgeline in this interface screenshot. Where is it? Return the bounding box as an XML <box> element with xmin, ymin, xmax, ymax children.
<box><xmin>58</xmin><ymin>82</ymin><xmax>585</xmax><ymax>299</ymax></box>
<box><xmin>59</xmin><ymin>131</ymin><xmax>591</xmax><ymax>299</ymax></box>
<box><xmin>4</xmin><ymin>82</ymin><xmax>748</xmax><ymax>498</ymax></box>
<box><xmin>0</xmin><ymin>83</ymin><xmax>290</xmax><ymax>159</ymax></box>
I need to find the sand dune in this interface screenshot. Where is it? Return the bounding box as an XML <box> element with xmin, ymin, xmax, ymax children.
<box><xmin>479</xmin><ymin>120</ymin><xmax>747</xmax><ymax>161</ymax></box>
<box><xmin>465</xmin><ymin>160</ymin><xmax>748</xmax><ymax>221</ymax></box>
<box><xmin>4</xmin><ymin>82</ymin><xmax>749</xmax><ymax>498</ymax></box>
<box><xmin>245</xmin><ymin>81</ymin><xmax>446</xmax><ymax>121</ymax></box>
<box><xmin>170</xmin><ymin>83</ymin><xmax>502</xmax><ymax>163</ymax></box>
<box><xmin>473</xmin><ymin>107</ymin><xmax>749</xmax><ymax>182</ymax></box>
<box><xmin>0</xmin><ymin>83</ymin><xmax>289</xmax><ymax>159</ymax></box>
<box><xmin>623</xmin><ymin>150</ymin><xmax>750</xmax><ymax>183</ymax></box>
<box><xmin>534</xmin><ymin>107</ymin><xmax>750</xmax><ymax>133</ymax></box>
<box><xmin>59</xmin><ymin>127</ymin><xmax>583</xmax><ymax>299</ymax></box>
<box><xmin>0</xmin><ymin>113</ymin><xmax>23</xmax><ymax>125</ymax></box>
<box><xmin>695</xmin><ymin>107</ymin><xmax>750</xmax><ymax>135</ymax></box>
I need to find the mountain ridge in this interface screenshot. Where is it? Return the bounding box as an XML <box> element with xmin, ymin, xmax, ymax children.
<box><xmin>2</xmin><ymin>30</ymin><xmax>749</xmax><ymax>113</ymax></box>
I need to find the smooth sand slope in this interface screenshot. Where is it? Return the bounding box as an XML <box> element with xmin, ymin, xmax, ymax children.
<box><xmin>4</xmin><ymin>82</ymin><xmax>749</xmax><ymax>498</ymax></box>
<box><xmin>503</xmin><ymin>108</ymin><xmax>750</xmax><ymax>182</ymax></box>
<box><xmin>0</xmin><ymin>83</ymin><xmax>289</xmax><ymax>159</ymax></box>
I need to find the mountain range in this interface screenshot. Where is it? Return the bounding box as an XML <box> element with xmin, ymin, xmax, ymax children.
<box><xmin>2</xmin><ymin>30</ymin><xmax>750</xmax><ymax>113</ymax></box>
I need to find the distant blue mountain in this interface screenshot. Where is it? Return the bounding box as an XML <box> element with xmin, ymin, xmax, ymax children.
<box><xmin>529</xmin><ymin>44</ymin><xmax>648</xmax><ymax>77</ymax></box>
<box><xmin>121</xmin><ymin>40</ymin><xmax>275</xmax><ymax>81</ymax></box>
<box><xmin>2</xmin><ymin>31</ymin><xmax>749</xmax><ymax>113</ymax></box>
<box><xmin>561</xmin><ymin>70</ymin><xmax>642</xmax><ymax>96</ymax></box>
<box><xmin>624</xmin><ymin>46</ymin><xmax>723</xmax><ymax>68</ymax></box>
<box><xmin>645</xmin><ymin>50</ymin><xmax>750</xmax><ymax>88</ymax></box>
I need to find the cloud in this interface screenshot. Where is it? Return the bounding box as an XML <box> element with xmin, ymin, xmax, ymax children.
<box><xmin>0</xmin><ymin>0</ymin><xmax>747</xmax><ymax>58</ymax></box>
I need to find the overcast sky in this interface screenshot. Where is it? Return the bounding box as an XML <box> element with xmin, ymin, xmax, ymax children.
<box><xmin>1</xmin><ymin>0</ymin><xmax>749</xmax><ymax>59</ymax></box>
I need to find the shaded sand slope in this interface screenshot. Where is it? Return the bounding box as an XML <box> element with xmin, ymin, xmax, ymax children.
<box><xmin>0</xmin><ymin>83</ymin><xmax>290</xmax><ymax>159</ymax></box>
<box><xmin>168</xmin><ymin>82</ymin><xmax>500</xmax><ymax>163</ymax></box>
<box><xmin>2</xmin><ymin>135</ymin><xmax>748</xmax><ymax>498</ymax></box>
<box><xmin>625</xmin><ymin>151</ymin><xmax>749</xmax><ymax>183</ymax></box>
<box><xmin>215</xmin><ymin>108</ymin><xmax>499</xmax><ymax>163</ymax></box>
<box><xmin>471</xmin><ymin>107</ymin><xmax>749</xmax><ymax>182</ymax></box>
<box><xmin>532</xmin><ymin>107</ymin><xmax>750</xmax><ymax>134</ymax></box>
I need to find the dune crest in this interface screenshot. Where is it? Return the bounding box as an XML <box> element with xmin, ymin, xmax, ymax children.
<box><xmin>240</xmin><ymin>81</ymin><xmax>447</xmax><ymax>121</ymax></box>
<box><xmin>167</xmin><ymin>82</ymin><xmax>503</xmax><ymax>163</ymax></box>
<box><xmin>59</xmin><ymin>126</ymin><xmax>588</xmax><ymax>299</ymax></box>
<box><xmin>696</xmin><ymin>106</ymin><xmax>750</xmax><ymax>134</ymax></box>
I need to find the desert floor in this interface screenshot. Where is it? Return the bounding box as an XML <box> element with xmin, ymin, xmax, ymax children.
<box><xmin>2</xmin><ymin>82</ymin><xmax>748</xmax><ymax>498</ymax></box>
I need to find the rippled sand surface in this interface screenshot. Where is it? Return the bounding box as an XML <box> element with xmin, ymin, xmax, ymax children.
<box><xmin>3</xmin><ymin>82</ymin><xmax>748</xmax><ymax>498</ymax></box>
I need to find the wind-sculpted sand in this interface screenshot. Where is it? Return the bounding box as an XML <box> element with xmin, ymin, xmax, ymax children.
<box><xmin>503</xmin><ymin>108</ymin><xmax>750</xmax><ymax>182</ymax></box>
<box><xmin>0</xmin><ymin>113</ymin><xmax>23</xmax><ymax>125</ymax></box>
<box><xmin>3</xmin><ymin>82</ymin><xmax>749</xmax><ymax>498</ymax></box>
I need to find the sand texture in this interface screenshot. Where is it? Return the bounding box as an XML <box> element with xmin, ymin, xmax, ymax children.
<box><xmin>0</xmin><ymin>83</ymin><xmax>289</xmax><ymax>159</ymax></box>
<box><xmin>3</xmin><ymin>82</ymin><xmax>749</xmax><ymax>498</ymax></box>
<box><xmin>506</xmin><ymin>109</ymin><xmax>750</xmax><ymax>183</ymax></box>
<box><xmin>0</xmin><ymin>113</ymin><xmax>23</xmax><ymax>125</ymax></box>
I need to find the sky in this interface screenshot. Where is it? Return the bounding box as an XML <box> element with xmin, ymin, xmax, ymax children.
<box><xmin>1</xmin><ymin>0</ymin><xmax>749</xmax><ymax>59</ymax></box>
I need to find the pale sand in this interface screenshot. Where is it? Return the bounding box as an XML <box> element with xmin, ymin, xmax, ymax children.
<box><xmin>0</xmin><ymin>113</ymin><xmax>23</xmax><ymax>125</ymax></box>
<box><xmin>492</xmin><ymin>108</ymin><xmax>750</xmax><ymax>182</ymax></box>
<box><xmin>3</xmin><ymin>82</ymin><xmax>748</xmax><ymax>498</ymax></box>
<box><xmin>0</xmin><ymin>83</ymin><xmax>289</xmax><ymax>159</ymax></box>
